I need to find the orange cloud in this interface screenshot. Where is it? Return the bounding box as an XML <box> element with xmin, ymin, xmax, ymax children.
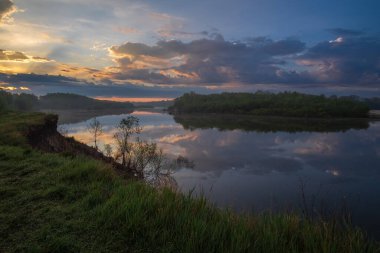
<box><xmin>158</xmin><ymin>133</ymin><xmax>199</xmax><ymax>144</ymax></box>
<box><xmin>0</xmin><ymin>85</ymin><xmax>17</xmax><ymax>91</ymax></box>
<box><xmin>0</xmin><ymin>50</ymin><xmax>51</xmax><ymax>63</ymax></box>
<box><xmin>159</xmin><ymin>69</ymin><xmax>199</xmax><ymax>80</ymax></box>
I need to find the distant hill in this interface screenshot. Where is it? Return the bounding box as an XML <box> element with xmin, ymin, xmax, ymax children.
<box><xmin>0</xmin><ymin>90</ymin><xmax>39</xmax><ymax>112</ymax></box>
<box><xmin>0</xmin><ymin>91</ymin><xmax>134</xmax><ymax>112</ymax></box>
<box><xmin>39</xmin><ymin>93</ymin><xmax>134</xmax><ymax>110</ymax></box>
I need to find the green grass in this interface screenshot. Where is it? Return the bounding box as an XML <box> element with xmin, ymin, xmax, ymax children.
<box><xmin>0</xmin><ymin>111</ymin><xmax>47</xmax><ymax>146</ymax></box>
<box><xmin>0</xmin><ymin>112</ymin><xmax>379</xmax><ymax>252</ymax></box>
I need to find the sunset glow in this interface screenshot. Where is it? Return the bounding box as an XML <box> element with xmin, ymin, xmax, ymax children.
<box><xmin>94</xmin><ymin>96</ymin><xmax>174</xmax><ymax>103</ymax></box>
<box><xmin>0</xmin><ymin>0</ymin><xmax>378</xmax><ymax>97</ymax></box>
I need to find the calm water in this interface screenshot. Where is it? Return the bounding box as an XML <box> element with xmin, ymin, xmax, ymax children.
<box><xmin>60</xmin><ymin>110</ymin><xmax>380</xmax><ymax>237</ymax></box>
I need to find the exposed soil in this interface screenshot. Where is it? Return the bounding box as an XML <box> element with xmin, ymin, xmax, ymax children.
<box><xmin>26</xmin><ymin>114</ymin><xmax>133</xmax><ymax>178</ymax></box>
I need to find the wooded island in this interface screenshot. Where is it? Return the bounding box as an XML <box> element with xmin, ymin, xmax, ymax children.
<box><xmin>168</xmin><ymin>92</ymin><xmax>370</xmax><ymax>118</ymax></box>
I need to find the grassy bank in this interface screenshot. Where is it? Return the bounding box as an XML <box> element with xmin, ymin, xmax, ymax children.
<box><xmin>0</xmin><ymin>112</ymin><xmax>379</xmax><ymax>252</ymax></box>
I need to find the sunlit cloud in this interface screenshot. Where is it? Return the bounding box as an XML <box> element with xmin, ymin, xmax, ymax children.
<box><xmin>0</xmin><ymin>85</ymin><xmax>17</xmax><ymax>91</ymax></box>
<box><xmin>158</xmin><ymin>133</ymin><xmax>199</xmax><ymax>144</ymax></box>
<box><xmin>0</xmin><ymin>49</ymin><xmax>51</xmax><ymax>63</ymax></box>
<box><xmin>0</xmin><ymin>82</ymin><xmax>30</xmax><ymax>91</ymax></box>
<box><xmin>293</xmin><ymin>136</ymin><xmax>338</xmax><ymax>155</ymax></box>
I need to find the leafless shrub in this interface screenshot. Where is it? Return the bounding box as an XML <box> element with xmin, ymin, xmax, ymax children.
<box><xmin>88</xmin><ymin>117</ymin><xmax>103</xmax><ymax>150</ymax></box>
<box><xmin>113</xmin><ymin>116</ymin><xmax>189</xmax><ymax>189</ymax></box>
<box><xmin>113</xmin><ymin>116</ymin><xmax>141</xmax><ymax>167</ymax></box>
<box><xmin>103</xmin><ymin>143</ymin><xmax>113</xmax><ymax>158</ymax></box>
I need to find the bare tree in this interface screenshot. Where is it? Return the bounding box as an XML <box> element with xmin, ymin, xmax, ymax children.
<box><xmin>112</xmin><ymin>116</ymin><xmax>187</xmax><ymax>189</ymax></box>
<box><xmin>130</xmin><ymin>138</ymin><xmax>176</xmax><ymax>187</ymax></box>
<box><xmin>113</xmin><ymin>116</ymin><xmax>142</xmax><ymax>167</ymax></box>
<box><xmin>88</xmin><ymin>117</ymin><xmax>103</xmax><ymax>150</ymax></box>
<box><xmin>103</xmin><ymin>144</ymin><xmax>113</xmax><ymax>158</ymax></box>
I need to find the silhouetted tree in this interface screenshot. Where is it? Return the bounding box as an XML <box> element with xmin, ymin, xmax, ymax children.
<box><xmin>88</xmin><ymin>118</ymin><xmax>103</xmax><ymax>150</ymax></box>
<box><xmin>113</xmin><ymin>116</ymin><xmax>142</xmax><ymax>167</ymax></box>
<box><xmin>103</xmin><ymin>144</ymin><xmax>113</xmax><ymax>158</ymax></box>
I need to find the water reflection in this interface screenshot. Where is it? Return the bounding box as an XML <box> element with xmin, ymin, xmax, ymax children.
<box><xmin>61</xmin><ymin>110</ymin><xmax>380</xmax><ymax>238</ymax></box>
<box><xmin>174</xmin><ymin>114</ymin><xmax>371</xmax><ymax>133</ymax></box>
<box><xmin>42</xmin><ymin>108</ymin><xmax>134</xmax><ymax>124</ymax></box>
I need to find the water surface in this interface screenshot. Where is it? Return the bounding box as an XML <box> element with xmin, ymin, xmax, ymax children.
<box><xmin>60</xmin><ymin>110</ymin><xmax>380</xmax><ymax>237</ymax></box>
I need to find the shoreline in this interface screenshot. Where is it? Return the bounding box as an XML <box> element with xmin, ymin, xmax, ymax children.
<box><xmin>0</xmin><ymin>111</ymin><xmax>379</xmax><ymax>252</ymax></box>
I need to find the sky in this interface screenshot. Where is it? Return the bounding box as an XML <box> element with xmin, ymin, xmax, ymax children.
<box><xmin>0</xmin><ymin>0</ymin><xmax>380</xmax><ymax>98</ymax></box>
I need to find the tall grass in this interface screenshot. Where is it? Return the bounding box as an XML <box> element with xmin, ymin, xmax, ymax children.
<box><xmin>0</xmin><ymin>111</ymin><xmax>47</xmax><ymax>146</ymax></box>
<box><xmin>0</xmin><ymin>112</ymin><xmax>379</xmax><ymax>252</ymax></box>
<box><xmin>0</xmin><ymin>145</ymin><xmax>378</xmax><ymax>253</ymax></box>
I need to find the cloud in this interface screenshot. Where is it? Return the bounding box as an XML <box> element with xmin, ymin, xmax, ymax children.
<box><xmin>108</xmin><ymin>36</ymin><xmax>308</xmax><ymax>85</ymax></box>
<box><xmin>156</xmin><ymin>30</ymin><xmax>210</xmax><ymax>40</ymax></box>
<box><xmin>107</xmin><ymin>33</ymin><xmax>380</xmax><ymax>87</ymax></box>
<box><xmin>0</xmin><ymin>0</ymin><xmax>16</xmax><ymax>24</ymax></box>
<box><xmin>0</xmin><ymin>49</ymin><xmax>28</xmax><ymax>61</ymax></box>
<box><xmin>327</xmin><ymin>28</ymin><xmax>364</xmax><ymax>37</ymax></box>
<box><xmin>0</xmin><ymin>72</ymin><xmax>206</xmax><ymax>97</ymax></box>
<box><xmin>114</xmin><ymin>26</ymin><xmax>139</xmax><ymax>35</ymax></box>
<box><xmin>298</xmin><ymin>36</ymin><xmax>380</xmax><ymax>84</ymax></box>
<box><xmin>245</xmin><ymin>37</ymin><xmax>306</xmax><ymax>55</ymax></box>
<box><xmin>0</xmin><ymin>72</ymin><xmax>82</xmax><ymax>84</ymax></box>
<box><xmin>0</xmin><ymin>49</ymin><xmax>51</xmax><ymax>62</ymax></box>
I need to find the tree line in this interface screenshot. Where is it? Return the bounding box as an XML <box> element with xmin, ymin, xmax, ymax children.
<box><xmin>0</xmin><ymin>90</ymin><xmax>38</xmax><ymax>111</ymax></box>
<box><xmin>0</xmin><ymin>91</ymin><xmax>133</xmax><ymax>112</ymax></box>
<box><xmin>168</xmin><ymin>91</ymin><xmax>371</xmax><ymax>118</ymax></box>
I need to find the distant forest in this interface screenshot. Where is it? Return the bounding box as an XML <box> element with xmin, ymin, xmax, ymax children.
<box><xmin>169</xmin><ymin>92</ymin><xmax>373</xmax><ymax>118</ymax></box>
<box><xmin>366</xmin><ymin>97</ymin><xmax>380</xmax><ymax>110</ymax></box>
<box><xmin>0</xmin><ymin>91</ymin><xmax>134</xmax><ymax>111</ymax></box>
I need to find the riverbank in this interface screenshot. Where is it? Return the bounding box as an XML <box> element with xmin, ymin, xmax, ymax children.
<box><xmin>370</xmin><ymin>110</ymin><xmax>380</xmax><ymax>118</ymax></box>
<box><xmin>0</xmin><ymin>112</ymin><xmax>379</xmax><ymax>252</ymax></box>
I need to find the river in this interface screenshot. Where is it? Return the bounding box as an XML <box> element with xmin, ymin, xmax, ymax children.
<box><xmin>59</xmin><ymin>110</ymin><xmax>380</xmax><ymax>238</ymax></box>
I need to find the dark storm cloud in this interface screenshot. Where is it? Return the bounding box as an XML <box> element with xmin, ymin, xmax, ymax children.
<box><xmin>0</xmin><ymin>0</ymin><xmax>15</xmax><ymax>22</ymax></box>
<box><xmin>0</xmin><ymin>72</ymin><xmax>203</xmax><ymax>97</ymax></box>
<box><xmin>0</xmin><ymin>72</ymin><xmax>81</xmax><ymax>84</ymax></box>
<box><xmin>111</xmin><ymin>68</ymin><xmax>176</xmax><ymax>84</ymax></box>
<box><xmin>109</xmin><ymin>36</ymin><xmax>309</xmax><ymax>85</ymax></box>
<box><xmin>110</xmin><ymin>40</ymin><xmax>186</xmax><ymax>59</ymax></box>
<box><xmin>327</xmin><ymin>28</ymin><xmax>364</xmax><ymax>37</ymax></box>
<box><xmin>245</xmin><ymin>37</ymin><xmax>306</xmax><ymax>56</ymax></box>
<box><xmin>299</xmin><ymin>36</ymin><xmax>380</xmax><ymax>84</ymax></box>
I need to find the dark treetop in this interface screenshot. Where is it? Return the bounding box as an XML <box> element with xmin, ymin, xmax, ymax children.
<box><xmin>168</xmin><ymin>92</ymin><xmax>370</xmax><ymax>118</ymax></box>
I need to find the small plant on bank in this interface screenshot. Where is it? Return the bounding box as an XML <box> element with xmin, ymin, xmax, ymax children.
<box><xmin>113</xmin><ymin>116</ymin><xmax>142</xmax><ymax>167</ymax></box>
<box><xmin>103</xmin><ymin>143</ymin><xmax>113</xmax><ymax>158</ymax></box>
<box><xmin>113</xmin><ymin>116</ymin><xmax>177</xmax><ymax>186</ymax></box>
